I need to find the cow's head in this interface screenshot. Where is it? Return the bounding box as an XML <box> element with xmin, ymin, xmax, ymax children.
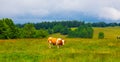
<box><xmin>48</xmin><ymin>37</ymin><xmax>52</xmax><ymax>43</ymax></box>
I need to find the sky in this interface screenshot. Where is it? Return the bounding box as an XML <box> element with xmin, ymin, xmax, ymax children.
<box><xmin>0</xmin><ymin>0</ymin><xmax>120</xmax><ymax>23</ymax></box>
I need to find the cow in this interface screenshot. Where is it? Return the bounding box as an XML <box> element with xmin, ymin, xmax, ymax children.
<box><xmin>48</xmin><ymin>37</ymin><xmax>65</xmax><ymax>48</ymax></box>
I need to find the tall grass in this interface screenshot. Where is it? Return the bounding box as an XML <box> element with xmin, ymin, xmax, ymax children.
<box><xmin>0</xmin><ymin>39</ymin><xmax>119</xmax><ymax>62</ymax></box>
<box><xmin>93</xmin><ymin>26</ymin><xmax>120</xmax><ymax>39</ymax></box>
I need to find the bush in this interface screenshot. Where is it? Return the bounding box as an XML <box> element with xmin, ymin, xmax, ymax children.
<box><xmin>98</xmin><ymin>32</ymin><xmax>104</xmax><ymax>39</ymax></box>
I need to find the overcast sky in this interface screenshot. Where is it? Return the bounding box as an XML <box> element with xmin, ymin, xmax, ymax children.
<box><xmin>0</xmin><ymin>0</ymin><xmax>120</xmax><ymax>23</ymax></box>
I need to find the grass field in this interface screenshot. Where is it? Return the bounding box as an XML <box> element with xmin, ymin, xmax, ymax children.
<box><xmin>0</xmin><ymin>27</ymin><xmax>120</xmax><ymax>62</ymax></box>
<box><xmin>93</xmin><ymin>26</ymin><xmax>120</xmax><ymax>39</ymax></box>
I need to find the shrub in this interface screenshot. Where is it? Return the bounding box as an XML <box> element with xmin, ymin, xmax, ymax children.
<box><xmin>98</xmin><ymin>32</ymin><xmax>104</xmax><ymax>39</ymax></box>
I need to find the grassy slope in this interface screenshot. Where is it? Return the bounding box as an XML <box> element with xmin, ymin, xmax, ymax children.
<box><xmin>0</xmin><ymin>27</ymin><xmax>120</xmax><ymax>62</ymax></box>
<box><xmin>93</xmin><ymin>26</ymin><xmax>120</xmax><ymax>39</ymax></box>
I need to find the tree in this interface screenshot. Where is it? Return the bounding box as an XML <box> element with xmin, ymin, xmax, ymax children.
<box><xmin>22</xmin><ymin>23</ymin><xmax>49</xmax><ymax>38</ymax></box>
<box><xmin>60</xmin><ymin>26</ymin><xmax>70</xmax><ymax>35</ymax></box>
<box><xmin>34</xmin><ymin>29</ymin><xmax>48</xmax><ymax>38</ymax></box>
<box><xmin>23</xmin><ymin>23</ymin><xmax>36</xmax><ymax>38</ymax></box>
<box><xmin>68</xmin><ymin>24</ymin><xmax>94</xmax><ymax>38</ymax></box>
<box><xmin>98</xmin><ymin>32</ymin><xmax>104</xmax><ymax>39</ymax></box>
<box><xmin>0</xmin><ymin>19</ymin><xmax>9</xmax><ymax>39</ymax></box>
<box><xmin>47</xmin><ymin>28</ymin><xmax>53</xmax><ymax>34</ymax></box>
<box><xmin>0</xmin><ymin>18</ymin><xmax>19</xmax><ymax>39</ymax></box>
<box><xmin>53</xmin><ymin>24</ymin><xmax>64</xmax><ymax>33</ymax></box>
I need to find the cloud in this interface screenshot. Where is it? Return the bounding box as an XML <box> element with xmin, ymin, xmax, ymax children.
<box><xmin>0</xmin><ymin>0</ymin><xmax>120</xmax><ymax>22</ymax></box>
<box><xmin>99</xmin><ymin>7</ymin><xmax>120</xmax><ymax>21</ymax></box>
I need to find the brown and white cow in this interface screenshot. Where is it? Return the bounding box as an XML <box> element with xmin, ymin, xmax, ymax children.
<box><xmin>48</xmin><ymin>37</ymin><xmax>65</xmax><ymax>48</ymax></box>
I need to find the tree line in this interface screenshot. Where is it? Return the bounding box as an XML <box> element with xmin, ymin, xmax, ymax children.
<box><xmin>1</xmin><ymin>18</ymin><xmax>119</xmax><ymax>39</ymax></box>
<box><xmin>17</xmin><ymin>20</ymin><xmax>85</xmax><ymax>29</ymax></box>
<box><xmin>17</xmin><ymin>21</ymin><xmax>120</xmax><ymax>29</ymax></box>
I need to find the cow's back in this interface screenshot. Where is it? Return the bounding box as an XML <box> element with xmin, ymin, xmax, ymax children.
<box><xmin>51</xmin><ymin>38</ymin><xmax>57</xmax><ymax>45</ymax></box>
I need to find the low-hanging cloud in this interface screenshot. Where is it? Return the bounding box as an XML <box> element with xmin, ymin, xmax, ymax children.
<box><xmin>0</xmin><ymin>0</ymin><xmax>120</xmax><ymax>22</ymax></box>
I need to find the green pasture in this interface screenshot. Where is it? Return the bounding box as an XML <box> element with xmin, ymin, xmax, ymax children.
<box><xmin>93</xmin><ymin>26</ymin><xmax>120</xmax><ymax>39</ymax></box>
<box><xmin>0</xmin><ymin>27</ymin><xmax>120</xmax><ymax>62</ymax></box>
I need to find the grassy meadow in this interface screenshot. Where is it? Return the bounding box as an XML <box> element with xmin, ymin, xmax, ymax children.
<box><xmin>0</xmin><ymin>27</ymin><xmax>120</xmax><ymax>62</ymax></box>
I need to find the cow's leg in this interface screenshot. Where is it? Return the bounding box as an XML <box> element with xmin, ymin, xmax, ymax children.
<box><xmin>57</xmin><ymin>45</ymin><xmax>60</xmax><ymax>48</ymax></box>
<box><xmin>49</xmin><ymin>43</ymin><xmax>51</xmax><ymax>48</ymax></box>
<box><xmin>48</xmin><ymin>41</ymin><xmax>52</xmax><ymax>48</ymax></box>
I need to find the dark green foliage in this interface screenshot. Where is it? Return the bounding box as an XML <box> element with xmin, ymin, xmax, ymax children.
<box><xmin>33</xmin><ymin>29</ymin><xmax>48</xmax><ymax>38</ymax></box>
<box><xmin>16</xmin><ymin>28</ymin><xmax>25</xmax><ymax>38</ymax></box>
<box><xmin>32</xmin><ymin>21</ymin><xmax>84</xmax><ymax>29</ymax></box>
<box><xmin>92</xmin><ymin>22</ymin><xmax>120</xmax><ymax>27</ymax></box>
<box><xmin>0</xmin><ymin>18</ymin><xmax>48</xmax><ymax>39</ymax></box>
<box><xmin>98</xmin><ymin>32</ymin><xmax>104</xmax><ymax>39</ymax></box>
<box><xmin>21</xmin><ymin>23</ymin><xmax>48</xmax><ymax>38</ymax></box>
<box><xmin>1</xmin><ymin>18</ymin><xmax>119</xmax><ymax>39</ymax></box>
<box><xmin>47</xmin><ymin>28</ymin><xmax>53</xmax><ymax>34</ymax></box>
<box><xmin>108</xmin><ymin>23</ymin><xmax>118</xmax><ymax>27</ymax></box>
<box><xmin>52</xmin><ymin>24</ymin><xmax>70</xmax><ymax>35</ymax></box>
<box><xmin>60</xmin><ymin>26</ymin><xmax>70</xmax><ymax>35</ymax></box>
<box><xmin>0</xmin><ymin>18</ymin><xmax>18</xmax><ymax>39</ymax></box>
<box><xmin>22</xmin><ymin>23</ymin><xmax>36</xmax><ymax>38</ymax></box>
<box><xmin>17</xmin><ymin>21</ymin><xmax>120</xmax><ymax>30</ymax></box>
<box><xmin>92</xmin><ymin>22</ymin><xmax>106</xmax><ymax>27</ymax></box>
<box><xmin>53</xmin><ymin>24</ymin><xmax>64</xmax><ymax>33</ymax></box>
<box><xmin>68</xmin><ymin>24</ymin><xmax>94</xmax><ymax>38</ymax></box>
